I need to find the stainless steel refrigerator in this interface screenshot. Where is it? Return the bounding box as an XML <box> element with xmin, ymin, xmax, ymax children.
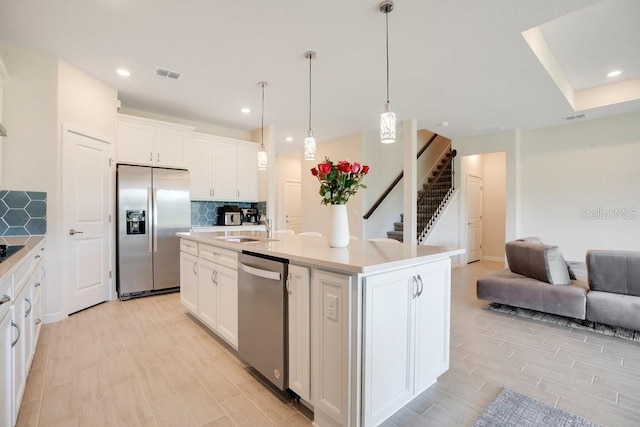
<box><xmin>116</xmin><ymin>164</ymin><xmax>190</xmax><ymax>300</ymax></box>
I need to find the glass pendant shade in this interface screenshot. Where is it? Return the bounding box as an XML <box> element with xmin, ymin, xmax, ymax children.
<box><xmin>304</xmin><ymin>131</ymin><xmax>316</xmax><ymax>161</ymax></box>
<box><xmin>380</xmin><ymin>102</ymin><xmax>396</xmax><ymax>144</ymax></box>
<box><xmin>257</xmin><ymin>147</ymin><xmax>268</xmax><ymax>170</ymax></box>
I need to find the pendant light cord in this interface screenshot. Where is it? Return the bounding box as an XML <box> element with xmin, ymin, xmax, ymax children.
<box><xmin>261</xmin><ymin>83</ymin><xmax>265</xmax><ymax>148</ymax></box>
<box><xmin>385</xmin><ymin>9</ymin><xmax>390</xmax><ymax>104</ymax></box>
<box><xmin>308</xmin><ymin>54</ymin><xmax>312</xmax><ymax>132</ymax></box>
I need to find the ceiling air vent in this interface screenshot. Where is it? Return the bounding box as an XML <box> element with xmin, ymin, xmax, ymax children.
<box><xmin>565</xmin><ymin>113</ymin><xmax>586</xmax><ymax>121</ymax></box>
<box><xmin>475</xmin><ymin>125</ymin><xmax>504</xmax><ymax>135</ymax></box>
<box><xmin>155</xmin><ymin>67</ymin><xmax>182</xmax><ymax>80</ymax></box>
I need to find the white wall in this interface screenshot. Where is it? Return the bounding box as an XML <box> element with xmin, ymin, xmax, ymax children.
<box><xmin>301</xmin><ymin>133</ymin><xmax>365</xmax><ymax>238</ymax></box>
<box><xmin>520</xmin><ymin>111</ymin><xmax>640</xmax><ymax>260</ymax></box>
<box><xmin>276</xmin><ymin>155</ymin><xmax>301</xmax><ymax>231</ymax></box>
<box><xmin>0</xmin><ymin>44</ymin><xmax>118</xmax><ymax>321</ymax></box>
<box><xmin>362</xmin><ymin>131</ymin><xmax>404</xmax><ymax>239</ymax></box>
<box><xmin>423</xmin><ymin>191</ymin><xmax>463</xmax><ymax>266</ymax></box>
<box><xmin>482</xmin><ymin>151</ymin><xmax>506</xmax><ymax>261</ymax></box>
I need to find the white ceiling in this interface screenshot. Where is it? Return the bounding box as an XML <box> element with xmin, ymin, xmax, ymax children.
<box><xmin>1</xmin><ymin>0</ymin><xmax>639</xmax><ymax>156</ymax></box>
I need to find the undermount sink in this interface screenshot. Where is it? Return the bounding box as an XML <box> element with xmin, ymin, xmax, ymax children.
<box><xmin>213</xmin><ymin>236</ymin><xmax>279</xmax><ymax>244</ymax></box>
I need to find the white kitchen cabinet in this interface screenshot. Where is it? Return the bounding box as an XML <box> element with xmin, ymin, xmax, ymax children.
<box><xmin>180</xmin><ymin>251</ymin><xmax>199</xmax><ymax>313</ymax></box>
<box><xmin>236</xmin><ymin>143</ymin><xmax>258</xmax><ymax>201</ymax></box>
<box><xmin>362</xmin><ymin>259</ymin><xmax>451</xmax><ymax>426</ymax></box>
<box><xmin>117</xmin><ymin>114</ymin><xmax>193</xmax><ymax>168</ymax></box>
<box><xmin>198</xmin><ymin>258</ymin><xmax>218</xmax><ymax>330</ymax></box>
<box><xmin>181</xmin><ymin>240</ymin><xmax>239</xmax><ymax>348</ymax></box>
<box><xmin>287</xmin><ymin>264</ymin><xmax>311</xmax><ymax>402</ymax></box>
<box><xmin>0</xmin><ymin>277</ymin><xmax>12</xmax><ymax>427</ymax></box>
<box><xmin>12</xmin><ymin>283</ymin><xmax>28</xmax><ymax>425</ymax></box>
<box><xmin>215</xmin><ymin>264</ymin><xmax>238</xmax><ymax>347</ymax></box>
<box><xmin>188</xmin><ymin>133</ymin><xmax>258</xmax><ymax>202</ymax></box>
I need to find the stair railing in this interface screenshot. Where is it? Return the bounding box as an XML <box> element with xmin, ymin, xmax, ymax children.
<box><xmin>363</xmin><ymin>133</ymin><xmax>439</xmax><ymax>220</ymax></box>
<box><xmin>416</xmin><ymin>149</ymin><xmax>456</xmax><ymax>241</ymax></box>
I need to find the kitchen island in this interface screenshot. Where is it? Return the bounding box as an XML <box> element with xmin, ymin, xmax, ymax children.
<box><xmin>177</xmin><ymin>231</ymin><xmax>463</xmax><ymax>427</ymax></box>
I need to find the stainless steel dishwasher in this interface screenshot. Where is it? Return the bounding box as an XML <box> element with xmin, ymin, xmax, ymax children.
<box><xmin>237</xmin><ymin>251</ymin><xmax>289</xmax><ymax>390</ymax></box>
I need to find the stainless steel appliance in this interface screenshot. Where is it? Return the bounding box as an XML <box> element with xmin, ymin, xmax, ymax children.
<box><xmin>238</xmin><ymin>251</ymin><xmax>289</xmax><ymax>390</ymax></box>
<box><xmin>116</xmin><ymin>165</ymin><xmax>190</xmax><ymax>300</ymax></box>
<box><xmin>217</xmin><ymin>205</ymin><xmax>242</xmax><ymax>226</ymax></box>
<box><xmin>241</xmin><ymin>208</ymin><xmax>259</xmax><ymax>224</ymax></box>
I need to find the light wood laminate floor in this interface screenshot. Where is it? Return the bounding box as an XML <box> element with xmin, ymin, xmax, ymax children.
<box><xmin>19</xmin><ymin>261</ymin><xmax>640</xmax><ymax>426</ymax></box>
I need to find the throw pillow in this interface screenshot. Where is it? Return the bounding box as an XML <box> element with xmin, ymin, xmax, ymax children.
<box><xmin>505</xmin><ymin>241</ymin><xmax>571</xmax><ymax>285</ymax></box>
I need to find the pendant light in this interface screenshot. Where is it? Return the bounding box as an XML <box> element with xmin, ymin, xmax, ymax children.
<box><xmin>380</xmin><ymin>0</ymin><xmax>396</xmax><ymax>144</ymax></box>
<box><xmin>304</xmin><ymin>51</ymin><xmax>317</xmax><ymax>160</ymax></box>
<box><xmin>257</xmin><ymin>81</ymin><xmax>268</xmax><ymax>170</ymax></box>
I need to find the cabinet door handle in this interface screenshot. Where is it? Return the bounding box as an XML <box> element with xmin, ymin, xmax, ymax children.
<box><xmin>11</xmin><ymin>320</ymin><xmax>20</xmax><ymax>348</ymax></box>
<box><xmin>34</xmin><ymin>282</ymin><xmax>41</xmax><ymax>288</ymax></box>
<box><xmin>192</xmin><ymin>263</ymin><xmax>197</xmax><ymax>275</ymax></box>
<box><xmin>237</xmin><ymin>190</ymin><xmax>239</xmax><ymax>199</ymax></box>
<box><xmin>150</xmin><ymin>152</ymin><xmax>153</xmax><ymax>162</ymax></box>
<box><xmin>69</xmin><ymin>229</ymin><xmax>84</xmax><ymax>235</ymax></box>
<box><xmin>41</xmin><ymin>266</ymin><xmax>46</xmax><ymax>277</ymax></box>
<box><xmin>35</xmin><ymin>319</ymin><xmax>42</xmax><ymax>325</ymax></box>
<box><xmin>25</xmin><ymin>297</ymin><xmax>32</xmax><ymax>318</ymax></box>
<box><xmin>35</xmin><ymin>254</ymin><xmax>41</xmax><ymax>259</ymax></box>
<box><xmin>417</xmin><ymin>275</ymin><xmax>424</xmax><ymax>297</ymax></box>
<box><xmin>412</xmin><ymin>276</ymin><xmax>418</xmax><ymax>299</ymax></box>
<box><xmin>0</xmin><ymin>294</ymin><xmax>9</xmax><ymax>305</ymax></box>
<box><xmin>286</xmin><ymin>273</ymin><xmax>292</xmax><ymax>296</ymax></box>
<box><xmin>212</xmin><ymin>188</ymin><xmax>215</xmax><ymax>197</ymax></box>
<box><xmin>157</xmin><ymin>152</ymin><xmax>160</xmax><ymax>163</ymax></box>
<box><xmin>211</xmin><ymin>270</ymin><xmax>216</xmax><ymax>284</ymax></box>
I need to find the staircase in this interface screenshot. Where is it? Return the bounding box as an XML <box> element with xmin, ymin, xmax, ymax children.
<box><xmin>387</xmin><ymin>149</ymin><xmax>456</xmax><ymax>243</ymax></box>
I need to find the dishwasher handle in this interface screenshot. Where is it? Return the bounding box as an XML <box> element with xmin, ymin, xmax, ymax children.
<box><xmin>238</xmin><ymin>262</ymin><xmax>282</xmax><ymax>281</ymax></box>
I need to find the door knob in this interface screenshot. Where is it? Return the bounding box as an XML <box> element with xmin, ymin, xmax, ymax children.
<box><xmin>69</xmin><ymin>229</ymin><xmax>84</xmax><ymax>236</ymax></box>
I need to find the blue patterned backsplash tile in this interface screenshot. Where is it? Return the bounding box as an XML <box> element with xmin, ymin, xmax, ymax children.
<box><xmin>191</xmin><ymin>201</ymin><xmax>266</xmax><ymax>226</ymax></box>
<box><xmin>0</xmin><ymin>190</ymin><xmax>47</xmax><ymax>236</ymax></box>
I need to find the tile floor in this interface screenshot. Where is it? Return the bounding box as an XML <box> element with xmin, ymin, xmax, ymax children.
<box><xmin>18</xmin><ymin>261</ymin><xmax>640</xmax><ymax>426</ymax></box>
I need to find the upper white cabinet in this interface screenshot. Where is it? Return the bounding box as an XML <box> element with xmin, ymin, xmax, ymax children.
<box><xmin>189</xmin><ymin>132</ymin><xmax>258</xmax><ymax>202</ymax></box>
<box><xmin>117</xmin><ymin>114</ymin><xmax>193</xmax><ymax>168</ymax></box>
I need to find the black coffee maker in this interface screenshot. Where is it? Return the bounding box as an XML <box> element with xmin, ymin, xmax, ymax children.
<box><xmin>241</xmin><ymin>208</ymin><xmax>259</xmax><ymax>224</ymax></box>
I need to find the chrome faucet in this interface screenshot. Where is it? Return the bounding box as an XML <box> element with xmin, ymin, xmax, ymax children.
<box><xmin>260</xmin><ymin>215</ymin><xmax>272</xmax><ymax>238</ymax></box>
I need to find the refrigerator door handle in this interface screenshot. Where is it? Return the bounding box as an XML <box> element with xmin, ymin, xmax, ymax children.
<box><xmin>153</xmin><ymin>187</ymin><xmax>159</xmax><ymax>253</ymax></box>
<box><xmin>147</xmin><ymin>187</ymin><xmax>153</xmax><ymax>253</ymax></box>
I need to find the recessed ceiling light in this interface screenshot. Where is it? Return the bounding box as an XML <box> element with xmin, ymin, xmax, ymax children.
<box><xmin>241</xmin><ymin>107</ymin><xmax>251</xmax><ymax>114</ymax></box>
<box><xmin>607</xmin><ymin>70</ymin><xmax>622</xmax><ymax>77</ymax></box>
<box><xmin>116</xmin><ymin>69</ymin><xmax>130</xmax><ymax>77</ymax></box>
<box><xmin>285</xmin><ymin>137</ymin><xmax>293</xmax><ymax>142</ymax></box>
<box><xmin>438</xmin><ymin>121</ymin><xmax>449</xmax><ymax>127</ymax></box>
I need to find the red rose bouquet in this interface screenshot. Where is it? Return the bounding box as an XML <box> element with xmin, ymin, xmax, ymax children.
<box><xmin>310</xmin><ymin>158</ymin><xmax>370</xmax><ymax>205</ymax></box>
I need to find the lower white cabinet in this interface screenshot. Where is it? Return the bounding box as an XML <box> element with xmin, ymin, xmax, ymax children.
<box><xmin>180</xmin><ymin>239</ymin><xmax>239</xmax><ymax>349</ymax></box>
<box><xmin>180</xmin><ymin>252</ymin><xmax>199</xmax><ymax>313</ymax></box>
<box><xmin>287</xmin><ymin>264</ymin><xmax>310</xmax><ymax>402</ymax></box>
<box><xmin>363</xmin><ymin>259</ymin><xmax>451</xmax><ymax>426</ymax></box>
<box><xmin>0</xmin><ymin>305</ymin><xmax>12</xmax><ymax>427</ymax></box>
<box><xmin>12</xmin><ymin>284</ymin><xmax>28</xmax><ymax>422</ymax></box>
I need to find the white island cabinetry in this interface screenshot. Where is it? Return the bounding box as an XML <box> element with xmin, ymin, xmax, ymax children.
<box><xmin>177</xmin><ymin>231</ymin><xmax>461</xmax><ymax>427</ymax></box>
<box><xmin>179</xmin><ymin>239</ymin><xmax>239</xmax><ymax>349</ymax></box>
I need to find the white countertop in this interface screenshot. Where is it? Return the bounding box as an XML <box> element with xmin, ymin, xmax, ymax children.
<box><xmin>191</xmin><ymin>225</ymin><xmax>266</xmax><ymax>232</ymax></box>
<box><xmin>177</xmin><ymin>231</ymin><xmax>463</xmax><ymax>274</ymax></box>
<box><xmin>0</xmin><ymin>235</ymin><xmax>46</xmax><ymax>279</ymax></box>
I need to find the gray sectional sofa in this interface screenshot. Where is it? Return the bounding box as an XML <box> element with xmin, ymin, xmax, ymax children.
<box><xmin>477</xmin><ymin>239</ymin><xmax>640</xmax><ymax>331</ymax></box>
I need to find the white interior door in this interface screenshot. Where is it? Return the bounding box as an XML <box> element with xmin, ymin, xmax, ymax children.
<box><xmin>63</xmin><ymin>128</ymin><xmax>113</xmax><ymax>314</ymax></box>
<box><xmin>466</xmin><ymin>174</ymin><xmax>483</xmax><ymax>263</ymax></box>
<box><xmin>283</xmin><ymin>180</ymin><xmax>301</xmax><ymax>233</ymax></box>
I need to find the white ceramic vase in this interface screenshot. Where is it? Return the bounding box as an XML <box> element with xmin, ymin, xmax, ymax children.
<box><xmin>328</xmin><ymin>204</ymin><xmax>350</xmax><ymax>248</ymax></box>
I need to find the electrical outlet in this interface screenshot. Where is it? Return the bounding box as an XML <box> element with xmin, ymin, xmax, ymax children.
<box><xmin>326</xmin><ymin>294</ymin><xmax>338</xmax><ymax>321</ymax></box>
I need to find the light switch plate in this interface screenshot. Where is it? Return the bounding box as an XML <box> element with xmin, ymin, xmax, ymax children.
<box><xmin>326</xmin><ymin>294</ymin><xmax>338</xmax><ymax>321</ymax></box>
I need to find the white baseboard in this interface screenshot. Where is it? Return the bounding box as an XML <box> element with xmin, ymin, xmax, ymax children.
<box><xmin>482</xmin><ymin>256</ymin><xmax>505</xmax><ymax>262</ymax></box>
<box><xmin>42</xmin><ymin>311</ymin><xmax>67</xmax><ymax>324</ymax></box>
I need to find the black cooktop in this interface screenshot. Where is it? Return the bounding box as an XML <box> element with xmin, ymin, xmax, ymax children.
<box><xmin>0</xmin><ymin>244</ymin><xmax>25</xmax><ymax>263</ymax></box>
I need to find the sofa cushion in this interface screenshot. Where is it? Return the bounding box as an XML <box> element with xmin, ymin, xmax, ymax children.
<box><xmin>587</xmin><ymin>250</ymin><xmax>640</xmax><ymax>297</ymax></box>
<box><xmin>505</xmin><ymin>241</ymin><xmax>571</xmax><ymax>285</ymax></box>
<box><xmin>587</xmin><ymin>290</ymin><xmax>640</xmax><ymax>331</ymax></box>
<box><xmin>477</xmin><ymin>268</ymin><xmax>587</xmax><ymax>319</ymax></box>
